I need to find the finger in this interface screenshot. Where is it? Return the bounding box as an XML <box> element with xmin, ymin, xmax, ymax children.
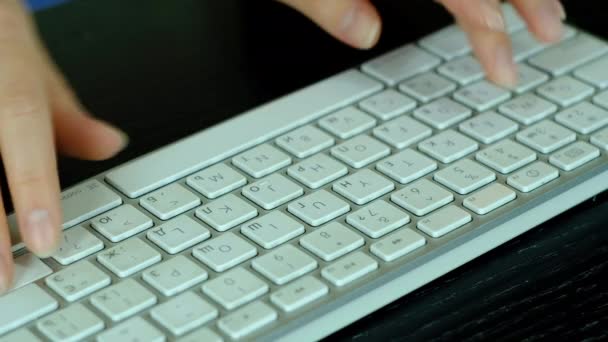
<box><xmin>438</xmin><ymin>0</ymin><xmax>507</xmax><ymax>32</ymax></box>
<box><xmin>276</xmin><ymin>0</ymin><xmax>381</xmax><ymax>49</ymax></box>
<box><xmin>511</xmin><ymin>0</ymin><xmax>565</xmax><ymax>43</ymax></box>
<box><xmin>0</xmin><ymin>193</ymin><xmax>14</xmax><ymax>294</ymax></box>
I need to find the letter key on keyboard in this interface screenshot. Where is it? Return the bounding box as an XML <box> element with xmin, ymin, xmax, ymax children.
<box><xmin>45</xmin><ymin>260</ymin><xmax>111</xmax><ymax>302</ymax></box>
<box><xmin>270</xmin><ymin>276</ymin><xmax>329</xmax><ymax>312</ymax></box>
<box><xmin>202</xmin><ymin>267</ymin><xmax>269</xmax><ymax>310</ymax></box>
<box><xmin>398</xmin><ymin>72</ymin><xmax>457</xmax><ymax>103</ymax></box>
<box><xmin>591</xmin><ymin>127</ymin><xmax>608</xmax><ymax>150</ymax></box>
<box><xmin>537</xmin><ymin>76</ymin><xmax>595</xmax><ymax>107</ymax></box>
<box><xmin>434</xmin><ymin>159</ymin><xmax>496</xmax><ymax>195</ymax></box>
<box><xmin>275</xmin><ymin>125</ymin><xmax>335</xmax><ymax>158</ymax></box>
<box><xmin>91</xmin><ymin>279</ymin><xmax>157</xmax><ymax>322</ymax></box>
<box><xmin>321</xmin><ymin>251</ymin><xmax>378</xmax><ymax>287</ymax></box>
<box><xmin>417</xmin><ymin>205</ymin><xmax>472</xmax><ymax>238</ymax></box>
<box><xmin>370</xmin><ymin>228</ymin><xmax>426</xmax><ymax>262</ymax></box>
<box><xmin>299</xmin><ymin>222</ymin><xmax>364</xmax><ymax>262</ymax></box>
<box><xmin>347</xmin><ymin>200</ymin><xmax>410</xmax><ymax>238</ymax></box>
<box><xmin>97</xmin><ymin>316</ymin><xmax>164</xmax><ymax>342</ymax></box>
<box><xmin>459</xmin><ymin>111</ymin><xmax>519</xmax><ymax>144</ymax></box>
<box><xmin>555</xmin><ymin>102</ymin><xmax>608</xmax><ymax>135</ymax></box>
<box><xmin>516</xmin><ymin>120</ymin><xmax>577</xmax><ymax>154</ymax></box>
<box><xmin>251</xmin><ymin>244</ymin><xmax>318</xmax><ymax>285</ymax></box>
<box><xmin>359</xmin><ymin>89</ymin><xmax>417</xmax><ymax>120</ymax></box>
<box><xmin>150</xmin><ymin>292</ymin><xmax>218</xmax><ymax>336</ymax></box>
<box><xmin>438</xmin><ymin>56</ymin><xmax>484</xmax><ymax>85</ymax></box>
<box><xmin>192</xmin><ymin>232</ymin><xmax>257</xmax><ymax>272</ymax></box>
<box><xmin>331</xmin><ymin>135</ymin><xmax>391</xmax><ymax>168</ymax></box>
<box><xmin>97</xmin><ymin>238</ymin><xmax>161</xmax><ymax>277</ymax></box>
<box><xmin>453</xmin><ymin>80</ymin><xmax>512</xmax><ymax>112</ymax></box>
<box><xmin>391</xmin><ymin>178</ymin><xmax>454</xmax><ymax>216</ymax></box>
<box><xmin>142</xmin><ymin>255</ymin><xmax>208</xmax><ymax>296</ymax></box>
<box><xmin>240</xmin><ymin>211</ymin><xmax>305</xmax><ymax>249</ymax></box>
<box><xmin>195</xmin><ymin>193</ymin><xmax>258</xmax><ymax>231</ymax></box>
<box><xmin>287</xmin><ymin>190</ymin><xmax>350</xmax><ymax>226</ymax></box>
<box><xmin>463</xmin><ymin>183</ymin><xmax>517</xmax><ymax>215</ymax></box>
<box><xmin>140</xmin><ymin>183</ymin><xmax>201</xmax><ymax>220</ymax></box>
<box><xmin>242</xmin><ymin>173</ymin><xmax>304</xmax><ymax>209</ymax></box>
<box><xmin>318</xmin><ymin>106</ymin><xmax>377</xmax><ymax>139</ymax></box>
<box><xmin>147</xmin><ymin>214</ymin><xmax>211</xmax><ymax>254</ymax></box>
<box><xmin>36</xmin><ymin>303</ymin><xmax>104</xmax><ymax>341</ymax></box>
<box><xmin>476</xmin><ymin>140</ymin><xmax>537</xmax><ymax>174</ymax></box>
<box><xmin>499</xmin><ymin>93</ymin><xmax>558</xmax><ymax>125</ymax></box>
<box><xmin>413</xmin><ymin>97</ymin><xmax>472</xmax><ymax>130</ymax></box>
<box><xmin>332</xmin><ymin>169</ymin><xmax>395</xmax><ymax>205</ymax></box>
<box><xmin>52</xmin><ymin>226</ymin><xmax>104</xmax><ymax>265</ymax></box>
<box><xmin>373</xmin><ymin>116</ymin><xmax>433</xmax><ymax>149</ymax></box>
<box><xmin>91</xmin><ymin>204</ymin><xmax>153</xmax><ymax>242</ymax></box>
<box><xmin>232</xmin><ymin>143</ymin><xmax>291</xmax><ymax>178</ymax></box>
<box><xmin>186</xmin><ymin>163</ymin><xmax>247</xmax><ymax>199</ymax></box>
<box><xmin>287</xmin><ymin>153</ymin><xmax>348</xmax><ymax>189</ymax></box>
<box><xmin>376</xmin><ymin>149</ymin><xmax>438</xmax><ymax>184</ymax></box>
<box><xmin>418</xmin><ymin>130</ymin><xmax>479</xmax><ymax>164</ymax></box>
<box><xmin>217</xmin><ymin>301</ymin><xmax>278</xmax><ymax>340</ymax></box>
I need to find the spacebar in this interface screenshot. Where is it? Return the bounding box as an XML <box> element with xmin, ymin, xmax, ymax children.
<box><xmin>106</xmin><ymin>69</ymin><xmax>383</xmax><ymax>198</ymax></box>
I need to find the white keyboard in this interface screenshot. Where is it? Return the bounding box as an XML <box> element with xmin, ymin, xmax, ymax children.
<box><xmin>3</xmin><ymin>6</ymin><xmax>608</xmax><ymax>341</ymax></box>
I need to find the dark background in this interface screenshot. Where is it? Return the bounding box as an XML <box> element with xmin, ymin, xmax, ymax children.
<box><xmin>4</xmin><ymin>0</ymin><xmax>608</xmax><ymax>340</ymax></box>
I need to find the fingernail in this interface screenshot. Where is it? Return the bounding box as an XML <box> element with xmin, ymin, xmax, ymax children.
<box><xmin>341</xmin><ymin>3</ymin><xmax>381</xmax><ymax>49</ymax></box>
<box><xmin>494</xmin><ymin>46</ymin><xmax>518</xmax><ymax>87</ymax></box>
<box><xmin>24</xmin><ymin>209</ymin><xmax>58</xmax><ymax>257</ymax></box>
<box><xmin>538</xmin><ymin>0</ymin><xmax>565</xmax><ymax>41</ymax></box>
<box><xmin>481</xmin><ymin>3</ymin><xmax>506</xmax><ymax>32</ymax></box>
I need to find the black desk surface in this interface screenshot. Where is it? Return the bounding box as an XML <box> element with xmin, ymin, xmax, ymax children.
<box><xmin>11</xmin><ymin>0</ymin><xmax>608</xmax><ymax>339</ymax></box>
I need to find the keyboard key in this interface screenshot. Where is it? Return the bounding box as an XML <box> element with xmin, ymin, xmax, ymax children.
<box><xmin>147</xmin><ymin>214</ymin><xmax>210</xmax><ymax>254</ymax></box>
<box><xmin>347</xmin><ymin>200</ymin><xmax>410</xmax><ymax>238</ymax></box>
<box><xmin>192</xmin><ymin>232</ymin><xmax>257</xmax><ymax>272</ymax></box>
<box><xmin>142</xmin><ymin>255</ymin><xmax>208</xmax><ymax>296</ymax></box>
<box><xmin>45</xmin><ymin>260</ymin><xmax>111</xmax><ymax>302</ymax></box>
<box><xmin>391</xmin><ymin>178</ymin><xmax>454</xmax><ymax>216</ymax></box>
<box><xmin>361</xmin><ymin>44</ymin><xmax>441</xmax><ymax>85</ymax></box>
<box><xmin>513</xmin><ymin>64</ymin><xmax>550</xmax><ymax>94</ymax></box>
<box><xmin>511</xmin><ymin>26</ymin><xmax>576</xmax><ymax>61</ymax></box>
<box><xmin>537</xmin><ymin>76</ymin><xmax>595</xmax><ymax>107</ymax></box>
<box><xmin>270</xmin><ymin>276</ymin><xmax>329</xmax><ymax>312</ymax></box>
<box><xmin>252</xmin><ymin>244</ymin><xmax>317</xmax><ymax>285</ymax></box>
<box><xmin>370</xmin><ymin>228</ymin><xmax>426</xmax><ymax>262</ymax></box>
<box><xmin>195</xmin><ymin>193</ymin><xmax>258</xmax><ymax>231</ymax></box>
<box><xmin>242</xmin><ymin>173</ymin><xmax>304</xmax><ymax>210</ymax></box>
<box><xmin>331</xmin><ymin>135</ymin><xmax>391</xmax><ymax>168</ymax></box>
<box><xmin>91</xmin><ymin>204</ymin><xmax>153</xmax><ymax>242</ymax></box>
<box><xmin>359</xmin><ymin>89</ymin><xmax>416</xmax><ymax>120</ymax></box>
<box><xmin>507</xmin><ymin>161</ymin><xmax>559</xmax><ymax>192</ymax></box>
<box><xmin>0</xmin><ymin>329</ymin><xmax>41</xmax><ymax>342</ymax></box>
<box><xmin>434</xmin><ymin>159</ymin><xmax>496</xmax><ymax>195</ymax></box>
<box><xmin>37</xmin><ymin>303</ymin><xmax>104</xmax><ymax>342</ymax></box>
<box><xmin>593</xmin><ymin>89</ymin><xmax>608</xmax><ymax>110</ymax></box>
<box><xmin>529</xmin><ymin>34</ymin><xmax>608</xmax><ymax>76</ymax></box>
<box><xmin>91</xmin><ymin>279</ymin><xmax>157</xmax><ymax>322</ymax></box>
<box><xmin>373</xmin><ymin>116</ymin><xmax>432</xmax><ymax>149</ymax></box>
<box><xmin>178</xmin><ymin>328</ymin><xmax>223</xmax><ymax>342</ymax></box>
<box><xmin>232</xmin><ymin>143</ymin><xmax>291</xmax><ymax>178</ymax></box>
<box><xmin>202</xmin><ymin>267</ymin><xmax>269</xmax><ymax>310</ymax></box>
<box><xmin>417</xmin><ymin>205</ymin><xmax>472</xmax><ymax>238</ymax></box>
<box><xmin>186</xmin><ymin>163</ymin><xmax>247</xmax><ymax>199</ymax></box>
<box><xmin>218</xmin><ymin>301</ymin><xmax>278</xmax><ymax>340</ymax></box>
<box><xmin>459</xmin><ymin>111</ymin><xmax>519</xmax><ymax>144</ymax></box>
<box><xmin>418</xmin><ymin>130</ymin><xmax>479</xmax><ymax>164</ymax></box>
<box><xmin>318</xmin><ymin>106</ymin><xmax>376</xmax><ymax>139</ymax></box>
<box><xmin>502</xmin><ymin>3</ymin><xmax>526</xmax><ymax>32</ymax></box>
<box><xmin>516</xmin><ymin>120</ymin><xmax>576</xmax><ymax>154</ymax></box>
<box><xmin>97</xmin><ymin>238</ymin><xmax>161</xmax><ymax>277</ymax></box>
<box><xmin>0</xmin><ymin>284</ymin><xmax>58</xmax><ymax>335</ymax></box>
<box><xmin>453</xmin><ymin>80</ymin><xmax>511</xmax><ymax>112</ymax></box>
<box><xmin>555</xmin><ymin>101</ymin><xmax>608</xmax><ymax>134</ymax></box>
<box><xmin>476</xmin><ymin>140</ymin><xmax>537</xmax><ymax>174</ymax></box>
<box><xmin>398</xmin><ymin>72</ymin><xmax>457</xmax><ymax>103</ymax></box>
<box><xmin>299</xmin><ymin>222</ymin><xmax>364</xmax><ymax>261</ymax></box>
<box><xmin>150</xmin><ymin>292</ymin><xmax>218</xmax><ymax>336</ymax></box>
<box><xmin>419</xmin><ymin>25</ymin><xmax>469</xmax><ymax>60</ymax></box>
<box><xmin>332</xmin><ymin>169</ymin><xmax>394</xmax><ymax>205</ymax></box>
<box><xmin>499</xmin><ymin>93</ymin><xmax>558</xmax><ymax>125</ymax></box>
<box><xmin>59</xmin><ymin>179</ymin><xmax>122</xmax><ymax>230</ymax></box>
<box><xmin>591</xmin><ymin>127</ymin><xmax>608</xmax><ymax>150</ymax></box>
<box><xmin>321</xmin><ymin>251</ymin><xmax>378</xmax><ymax>287</ymax></box>
<box><xmin>463</xmin><ymin>183</ymin><xmax>517</xmax><ymax>215</ymax></box>
<box><xmin>276</xmin><ymin>125</ymin><xmax>335</xmax><ymax>158</ymax></box>
<box><xmin>574</xmin><ymin>54</ymin><xmax>608</xmax><ymax>89</ymax></box>
<box><xmin>241</xmin><ymin>211</ymin><xmax>305</xmax><ymax>249</ymax></box>
<box><xmin>140</xmin><ymin>183</ymin><xmax>201</xmax><ymax>220</ymax></box>
<box><xmin>287</xmin><ymin>190</ymin><xmax>350</xmax><ymax>226</ymax></box>
<box><xmin>97</xmin><ymin>317</ymin><xmax>164</xmax><ymax>342</ymax></box>
<box><xmin>52</xmin><ymin>226</ymin><xmax>104</xmax><ymax>265</ymax></box>
<box><xmin>376</xmin><ymin>149</ymin><xmax>437</xmax><ymax>184</ymax></box>
<box><xmin>287</xmin><ymin>153</ymin><xmax>348</xmax><ymax>189</ymax></box>
<box><xmin>549</xmin><ymin>141</ymin><xmax>601</xmax><ymax>171</ymax></box>
<box><xmin>438</xmin><ymin>56</ymin><xmax>484</xmax><ymax>85</ymax></box>
<box><xmin>413</xmin><ymin>97</ymin><xmax>472</xmax><ymax>129</ymax></box>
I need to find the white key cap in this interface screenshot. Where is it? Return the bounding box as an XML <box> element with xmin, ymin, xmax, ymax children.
<box><xmin>97</xmin><ymin>238</ymin><xmax>161</xmax><ymax>277</ymax></box>
<box><xmin>318</xmin><ymin>106</ymin><xmax>376</xmax><ymax>139</ymax></box>
<box><xmin>91</xmin><ymin>204</ymin><xmax>153</xmax><ymax>242</ymax></box>
<box><xmin>574</xmin><ymin>54</ymin><xmax>608</xmax><ymax>89</ymax></box>
<box><xmin>321</xmin><ymin>251</ymin><xmax>378</xmax><ymax>286</ymax></box>
<box><xmin>373</xmin><ymin>116</ymin><xmax>432</xmax><ymax>149</ymax></box>
<box><xmin>242</xmin><ymin>173</ymin><xmax>304</xmax><ymax>209</ymax></box>
<box><xmin>593</xmin><ymin>89</ymin><xmax>608</xmax><ymax>110</ymax></box>
<box><xmin>434</xmin><ymin>159</ymin><xmax>496</xmax><ymax>195</ymax></box>
<box><xmin>45</xmin><ymin>260</ymin><xmax>111</xmax><ymax>302</ymax></box>
<box><xmin>347</xmin><ymin>200</ymin><xmax>410</xmax><ymax>238</ymax></box>
<box><xmin>413</xmin><ymin>97</ymin><xmax>472</xmax><ymax>129</ymax></box>
<box><xmin>0</xmin><ymin>329</ymin><xmax>41</xmax><ymax>342</ymax></box>
<box><xmin>270</xmin><ymin>276</ymin><xmax>329</xmax><ymax>312</ymax></box>
<box><xmin>96</xmin><ymin>317</ymin><xmax>164</xmax><ymax>342</ymax></box>
<box><xmin>511</xmin><ymin>26</ymin><xmax>576</xmax><ymax>61</ymax></box>
<box><xmin>10</xmin><ymin>254</ymin><xmax>52</xmax><ymax>292</ymax></box>
<box><xmin>499</xmin><ymin>93</ymin><xmax>558</xmax><ymax>125</ymax></box>
<box><xmin>331</xmin><ymin>135</ymin><xmax>391</xmax><ymax>168</ymax></box>
<box><xmin>417</xmin><ymin>205</ymin><xmax>472</xmax><ymax>238</ymax></box>
<box><xmin>202</xmin><ymin>267</ymin><xmax>269</xmax><ymax>310</ymax></box>
<box><xmin>454</xmin><ymin>81</ymin><xmax>512</xmax><ymax>112</ymax></box>
<box><xmin>390</xmin><ymin>178</ymin><xmax>454</xmax><ymax>216</ymax></box>
<box><xmin>195</xmin><ymin>193</ymin><xmax>258</xmax><ymax>232</ymax></box>
<box><xmin>252</xmin><ymin>244</ymin><xmax>317</xmax><ymax>285</ymax></box>
<box><xmin>549</xmin><ymin>141</ymin><xmax>601</xmax><ymax>171</ymax></box>
<box><xmin>418</xmin><ymin>130</ymin><xmax>479</xmax><ymax>164</ymax></box>
<box><xmin>192</xmin><ymin>232</ymin><xmax>257</xmax><ymax>272</ymax></box>
<box><xmin>419</xmin><ymin>25</ymin><xmax>469</xmax><ymax>60</ymax></box>
<box><xmin>186</xmin><ymin>163</ymin><xmax>246</xmax><ymax>199</ymax></box>
<box><xmin>276</xmin><ymin>125</ymin><xmax>335</xmax><ymax>158</ymax></box>
<box><xmin>52</xmin><ymin>226</ymin><xmax>104</xmax><ymax>265</ymax></box>
<box><xmin>299</xmin><ymin>222</ymin><xmax>364</xmax><ymax>261</ymax></box>
<box><xmin>529</xmin><ymin>34</ymin><xmax>608</xmax><ymax>76</ymax></box>
<box><xmin>591</xmin><ymin>127</ymin><xmax>608</xmax><ymax>150</ymax></box>
<box><xmin>140</xmin><ymin>183</ymin><xmax>200</xmax><ymax>220</ymax></box>
<box><xmin>537</xmin><ymin>76</ymin><xmax>595</xmax><ymax>107</ymax></box>
<box><xmin>399</xmin><ymin>72</ymin><xmax>457</xmax><ymax>103</ymax></box>
<box><xmin>507</xmin><ymin>161</ymin><xmax>559</xmax><ymax>192</ymax></box>
<box><xmin>142</xmin><ymin>255</ymin><xmax>208</xmax><ymax>296</ymax></box>
<box><xmin>362</xmin><ymin>45</ymin><xmax>441</xmax><ymax>85</ymax></box>
<box><xmin>332</xmin><ymin>169</ymin><xmax>394</xmax><ymax>205</ymax></box>
<box><xmin>150</xmin><ymin>292</ymin><xmax>218</xmax><ymax>336</ymax></box>
<box><xmin>218</xmin><ymin>301</ymin><xmax>277</xmax><ymax>340</ymax></box>
<box><xmin>241</xmin><ymin>211</ymin><xmax>305</xmax><ymax>249</ymax></box>
<box><xmin>376</xmin><ymin>149</ymin><xmax>438</xmax><ymax>184</ymax></box>
<box><xmin>147</xmin><ymin>214</ymin><xmax>210</xmax><ymax>254</ymax></box>
<box><xmin>232</xmin><ymin>143</ymin><xmax>291</xmax><ymax>178</ymax></box>
<box><xmin>91</xmin><ymin>279</ymin><xmax>157</xmax><ymax>322</ymax></box>
<box><xmin>0</xmin><ymin>284</ymin><xmax>58</xmax><ymax>335</ymax></box>
<box><xmin>459</xmin><ymin>111</ymin><xmax>519</xmax><ymax>144</ymax></box>
<box><xmin>517</xmin><ymin>120</ymin><xmax>576</xmax><ymax>154</ymax></box>
<box><xmin>287</xmin><ymin>153</ymin><xmax>348</xmax><ymax>189</ymax></box>
<box><xmin>359</xmin><ymin>89</ymin><xmax>416</xmax><ymax>120</ymax></box>
<box><xmin>555</xmin><ymin>101</ymin><xmax>608</xmax><ymax>134</ymax></box>
<box><xmin>287</xmin><ymin>189</ymin><xmax>350</xmax><ymax>226</ymax></box>
<box><xmin>60</xmin><ymin>179</ymin><xmax>122</xmax><ymax>229</ymax></box>
<box><xmin>463</xmin><ymin>183</ymin><xmax>517</xmax><ymax>215</ymax></box>
<box><xmin>370</xmin><ymin>228</ymin><xmax>426</xmax><ymax>262</ymax></box>
<box><xmin>502</xmin><ymin>3</ymin><xmax>526</xmax><ymax>32</ymax></box>
<box><xmin>438</xmin><ymin>56</ymin><xmax>484</xmax><ymax>85</ymax></box>
<box><xmin>37</xmin><ymin>303</ymin><xmax>104</xmax><ymax>342</ymax></box>
<box><xmin>476</xmin><ymin>140</ymin><xmax>537</xmax><ymax>174</ymax></box>
<box><xmin>177</xmin><ymin>328</ymin><xmax>223</xmax><ymax>342</ymax></box>
<box><xmin>514</xmin><ymin>64</ymin><xmax>550</xmax><ymax>94</ymax></box>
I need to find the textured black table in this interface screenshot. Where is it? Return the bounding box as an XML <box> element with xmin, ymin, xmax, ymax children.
<box><xmin>7</xmin><ymin>0</ymin><xmax>607</xmax><ymax>340</ymax></box>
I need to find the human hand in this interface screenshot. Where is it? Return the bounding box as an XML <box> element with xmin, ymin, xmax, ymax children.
<box><xmin>0</xmin><ymin>0</ymin><xmax>127</xmax><ymax>293</ymax></box>
<box><xmin>277</xmin><ymin>0</ymin><xmax>566</xmax><ymax>86</ymax></box>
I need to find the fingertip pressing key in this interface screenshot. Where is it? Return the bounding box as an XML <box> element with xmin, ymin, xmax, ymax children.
<box><xmin>23</xmin><ymin>209</ymin><xmax>60</xmax><ymax>258</ymax></box>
